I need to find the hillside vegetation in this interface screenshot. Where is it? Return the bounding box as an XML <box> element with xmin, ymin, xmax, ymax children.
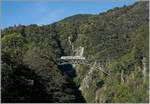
<box><xmin>1</xmin><ymin>1</ymin><xmax>149</xmax><ymax>103</ymax></box>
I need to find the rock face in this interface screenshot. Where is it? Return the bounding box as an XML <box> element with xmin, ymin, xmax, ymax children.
<box><xmin>1</xmin><ymin>1</ymin><xmax>149</xmax><ymax>103</ymax></box>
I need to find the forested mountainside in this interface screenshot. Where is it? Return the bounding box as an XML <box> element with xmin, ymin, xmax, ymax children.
<box><xmin>1</xmin><ymin>1</ymin><xmax>149</xmax><ymax>103</ymax></box>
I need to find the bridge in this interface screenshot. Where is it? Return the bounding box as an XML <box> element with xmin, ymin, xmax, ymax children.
<box><xmin>57</xmin><ymin>57</ymin><xmax>109</xmax><ymax>75</ymax></box>
<box><xmin>57</xmin><ymin>36</ymin><xmax>109</xmax><ymax>75</ymax></box>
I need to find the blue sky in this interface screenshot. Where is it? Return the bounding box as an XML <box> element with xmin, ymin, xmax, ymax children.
<box><xmin>1</xmin><ymin>0</ymin><xmax>137</xmax><ymax>28</ymax></box>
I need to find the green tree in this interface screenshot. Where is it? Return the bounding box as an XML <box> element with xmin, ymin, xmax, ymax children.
<box><xmin>2</xmin><ymin>33</ymin><xmax>27</xmax><ymax>64</ymax></box>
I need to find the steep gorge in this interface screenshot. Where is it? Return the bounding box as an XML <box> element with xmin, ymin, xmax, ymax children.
<box><xmin>1</xmin><ymin>1</ymin><xmax>149</xmax><ymax>103</ymax></box>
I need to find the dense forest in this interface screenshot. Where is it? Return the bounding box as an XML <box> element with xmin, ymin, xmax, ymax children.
<box><xmin>1</xmin><ymin>1</ymin><xmax>149</xmax><ymax>103</ymax></box>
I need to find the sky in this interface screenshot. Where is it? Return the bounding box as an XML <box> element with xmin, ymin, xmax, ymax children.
<box><xmin>1</xmin><ymin>0</ymin><xmax>138</xmax><ymax>28</ymax></box>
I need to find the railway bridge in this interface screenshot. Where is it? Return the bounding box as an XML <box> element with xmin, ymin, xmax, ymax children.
<box><xmin>57</xmin><ymin>56</ymin><xmax>109</xmax><ymax>75</ymax></box>
<box><xmin>57</xmin><ymin>36</ymin><xmax>109</xmax><ymax>75</ymax></box>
